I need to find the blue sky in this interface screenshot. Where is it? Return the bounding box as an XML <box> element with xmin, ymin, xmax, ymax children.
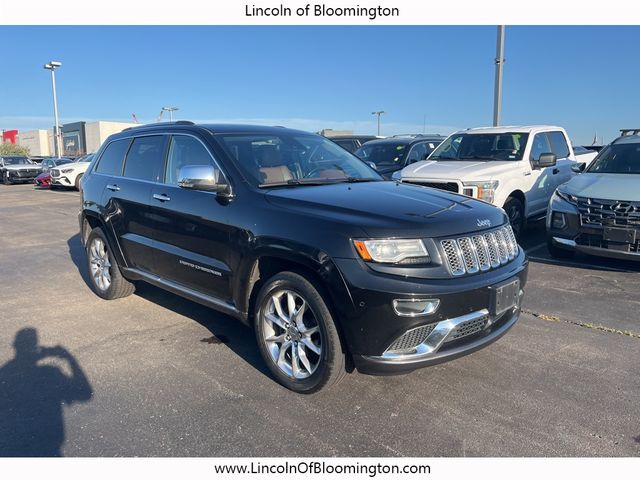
<box><xmin>1</xmin><ymin>26</ymin><xmax>638</xmax><ymax>144</ymax></box>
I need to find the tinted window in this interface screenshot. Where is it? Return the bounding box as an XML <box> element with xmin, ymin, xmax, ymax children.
<box><xmin>430</xmin><ymin>133</ymin><xmax>529</xmax><ymax>161</ymax></box>
<box><xmin>355</xmin><ymin>142</ymin><xmax>408</xmax><ymax>167</ymax></box>
<box><xmin>406</xmin><ymin>143</ymin><xmax>428</xmax><ymax>163</ymax></box>
<box><xmin>96</xmin><ymin>139</ymin><xmax>131</xmax><ymax>176</ymax></box>
<box><xmin>548</xmin><ymin>131</ymin><xmax>570</xmax><ymax>158</ymax></box>
<box><xmin>123</xmin><ymin>136</ymin><xmax>166</xmax><ymax>181</ymax></box>
<box><xmin>165</xmin><ymin>135</ymin><xmax>218</xmax><ymax>185</ymax></box>
<box><xmin>530</xmin><ymin>133</ymin><xmax>552</xmax><ymax>162</ymax></box>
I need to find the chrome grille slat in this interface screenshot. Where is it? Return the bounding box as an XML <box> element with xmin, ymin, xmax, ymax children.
<box><xmin>576</xmin><ymin>196</ymin><xmax>640</xmax><ymax>228</ymax></box>
<box><xmin>441</xmin><ymin>226</ymin><xmax>519</xmax><ymax>277</ymax></box>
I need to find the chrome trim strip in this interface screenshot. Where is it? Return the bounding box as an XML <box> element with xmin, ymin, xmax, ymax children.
<box><xmin>552</xmin><ymin>237</ymin><xmax>577</xmax><ymax>247</ymax></box>
<box><xmin>392</xmin><ymin>298</ymin><xmax>440</xmax><ymax>317</ymax></box>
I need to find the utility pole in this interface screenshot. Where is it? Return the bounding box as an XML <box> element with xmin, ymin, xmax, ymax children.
<box><xmin>371</xmin><ymin>111</ymin><xmax>385</xmax><ymax>136</ymax></box>
<box><xmin>493</xmin><ymin>26</ymin><xmax>506</xmax><ymax>127</ymax></box>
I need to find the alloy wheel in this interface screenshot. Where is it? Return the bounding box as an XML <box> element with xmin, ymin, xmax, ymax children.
<box><xmin>88</xmin><ymin>237</ymin><xmax>112</xmax><ymax>291</ymax></box>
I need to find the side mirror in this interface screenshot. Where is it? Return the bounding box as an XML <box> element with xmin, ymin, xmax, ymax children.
<box><xmin>571</xmin><ymin>162</ymin><xmax>586</xmax><ymax>173</ymax></box>
<box><xmin>177</xmin><ymin>164</ymin><xmax>228</xmax><ymax>194</ymax></box>
<box><xmin>535</xmin><ymin>152</ymin><xmax>557</xmax><ymax>168</ymax></box>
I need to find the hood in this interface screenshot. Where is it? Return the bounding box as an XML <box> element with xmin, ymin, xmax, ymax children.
<box><xmin>4</xmin><ymin>164</ymin><xmax>41</xmax><ymax>171</ymax></box>
<box><xmin>264</xmin><ymin>181</ymin><xmax>507</xmax><ymax>238</ymax></box>
<box><xmin>54</xmin><ymin>162</ymin><xmax>89</xmax><ymax>172</ymax></box>
<box><xmin>400</xmin><ymin>160</ymin><xmax>518</xmax><ymax>181</ymax></box>
<box><xmin>561</xmin><ymin>173</ymin><xmax>640</xmax><ymax>201</ymax></box>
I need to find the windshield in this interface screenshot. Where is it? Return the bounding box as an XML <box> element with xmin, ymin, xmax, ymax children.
<box><xmin>586</xmin><ymin>143</ymin><xmax>640</xmax><ymax>174</ymax></box>
<box><xmin>355</xmin><ymin>142</ymin><xmax>409</xmax><ymax>167</ymax></box>
<box><xmin>56</xmin><ymin>159</ymin><xmax>73</xmax><ymax>166</ymax></box>
<box><xmin>3</xmin><ymin>157</ymin><xmax>31</xmax><ymax>165</ymax></box>
<box><xmin>217</xmin><ymin>133</ymin><xmax>382</xmax><ymax>187</ymax></box>
<box><xmin>430</xmin><ymin>132</ymin><xmax>529</xmax><ymax>161</ymax></box>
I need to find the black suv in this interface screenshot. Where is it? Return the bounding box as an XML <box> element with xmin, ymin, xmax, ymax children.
<box><xmin>79</xmin><ymin>122</ymin><xmax>528</xmax><ymax>393</ymax></box>
<box><xmin>354</xmin><ymin>134</ymin><xmax>444</xmax><ymax>179</ymax></box>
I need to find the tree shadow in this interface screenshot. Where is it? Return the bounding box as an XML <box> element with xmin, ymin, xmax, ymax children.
<box><xmin>0</xmin><ymin>328</ymin><xmax>93</xmax><ymax>457</ymax></box>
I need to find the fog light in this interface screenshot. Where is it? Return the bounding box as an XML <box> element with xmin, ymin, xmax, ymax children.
<box><xmin>392</xmin><ymin>299</ymin><xmax>439</xmax><ymax>317</ymax></box>
<box><xmin>552</xmin><ymin>212</ymin><xmax>567</xmax><ymax>229</ymax></box>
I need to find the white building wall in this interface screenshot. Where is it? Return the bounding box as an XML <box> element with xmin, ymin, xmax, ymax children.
<box><xmin>85</xmin><ymin>121</ymin><xmax>138</xmax><ymax>153</ymax></box>
<box><xmin>17</xmin><ymin>130</ymin><xmax>51</xmax><ymax>156</ymax></box>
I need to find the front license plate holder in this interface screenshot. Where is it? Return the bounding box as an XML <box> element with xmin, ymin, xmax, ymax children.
<box><xmin>603</xmin><ymin>227</ymin><xmax>636</xmax><ymax>244</ymax></box>
<box><xmin>490</xmin><ymin>277</ymin><xmax>520</xmax><ymax>317</ymax></box>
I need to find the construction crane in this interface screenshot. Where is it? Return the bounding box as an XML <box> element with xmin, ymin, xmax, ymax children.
<box><xmin>131</xmin><ymin>113</ymin><xmax>139</xmax><ymax>124</ymax></box>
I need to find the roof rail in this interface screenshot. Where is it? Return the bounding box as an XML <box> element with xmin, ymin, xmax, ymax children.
<box><xmin>620</xmin><ymin>128</ymin><xmax>640</xmax><ymax>136</ymax></box>
<box><xmin>123</xmin><ymin>120</ymin><xmax>195</xmax><ymax>132</ymax></box>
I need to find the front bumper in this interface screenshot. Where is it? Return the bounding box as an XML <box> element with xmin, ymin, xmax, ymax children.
<box><xmin>547</xmin><ymin>194</ymin><xmax>640</xmax><ymax>261</ymax></box>
<box><xmin>5</xmin><ymin>171</ymin><xmax>40</xmax><ymax>182</ymax></box>
<box><xmin>50</xmin><ymin>176</ymin><xmax>73</xmax><ymax>186</ymax></box>
<box><xmin>332</xmin><ymin>249</ymin><xmax>528</xmax><ymax>373</ymax></box>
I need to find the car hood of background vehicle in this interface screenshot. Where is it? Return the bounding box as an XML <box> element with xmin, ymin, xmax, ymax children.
<box><xmin>264</xmin><ymin>181</ymin><xmax>507</xmax><ymax>238</ymax></box>
<box><xmin>3</xmin><ymin>165</ymin><xmax>41</xmax><ymax>171</ymax></box>
<box><xmin>401</xmin><ymin>159</ymin><xmax>518</xmax><ymax>181</ymax></box>
<box><xmin>562</xmin><ymin>173</ymin><xmax>640</xmax><ymax>201</ymax></box>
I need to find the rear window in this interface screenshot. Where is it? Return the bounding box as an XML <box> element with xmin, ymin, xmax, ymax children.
<box><xmin>123</xmin><ymin>136</ymin><xmax>166</xmax><ymax>182</ymax></box>
<box><xmin>95</xmin><ymin>139</ymin><xmax>131</xmax><ymax>176</ymax></box>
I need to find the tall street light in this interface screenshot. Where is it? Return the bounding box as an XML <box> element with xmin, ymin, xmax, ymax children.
<box><xmin>371</xmin><ymin>110</ymin><xmax>385</xmax><ymax>136</ymax></box>
<box><xmin>162</xmin><ymin>106</ymin><xmax>179</xmax><ymax>122</ymax></box>
<box><xmin>493</xmin><ymin>26</ymin><xmax>506</xmax><ymax>127</ymax></box>
<box><xmin>43</xmin><ymin>61</ymin><xmax>62</xmax><ymax>158</ymax></box>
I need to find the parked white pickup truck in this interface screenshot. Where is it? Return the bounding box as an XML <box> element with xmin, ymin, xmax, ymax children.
<box><xmin>398</xmin><ymin>125</ymin><xmax>583</xmax><ymax>237</ymax></box>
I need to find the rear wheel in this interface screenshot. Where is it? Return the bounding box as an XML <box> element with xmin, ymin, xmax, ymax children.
<box><xmin>85</xmin><ymin>227</ymin><xmax>135</xmax><ymax>300</ymax></box>
<box><xmin>504</xmin><ymin>197</ymin><xmax>524</xmax><ymax>238</ymax></box>
<box><xmin>254</xmin><ymin>271</ymin><xmax>346</xmax><ymax>393</ymax></box>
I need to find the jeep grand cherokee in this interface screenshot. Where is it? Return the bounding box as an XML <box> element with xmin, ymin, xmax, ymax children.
<box><xmin>79</xmin><ymin>122</ymin><xmax>528</xmax><ymax>393</ymax></box>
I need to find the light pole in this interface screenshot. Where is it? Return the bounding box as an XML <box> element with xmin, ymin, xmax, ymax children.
<box><xmin>493</xmin><ymin>26</ymin><xmax>506</xmax><ymax>127</ymax></box>
<box><xmin>371</xmin><ymin>110</ymin><xmax>385</xmax><ymax>136</ymax></box>
<box><xmin>43</xmin><ymin>61</ymin><xmax>62</xmax><ymax>158</ymax></box>
<box><xmin>162</xmin><ymin>106</ymin><xmax>179</xmax><ymax>122</ymax></box>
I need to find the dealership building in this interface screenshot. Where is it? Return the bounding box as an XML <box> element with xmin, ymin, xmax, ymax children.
<box><xmin>15</xmin><ymin>120</ymin><xmax>138</xmax><ymax>157</ymax></box>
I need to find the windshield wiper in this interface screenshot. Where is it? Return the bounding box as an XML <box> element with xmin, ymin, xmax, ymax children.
<box><xmin>459</xmin><ymin>155</ymin><xmax>499</xmax><ymax>161</ymax></box>
<box><xmin>259</xmin><ymin>177</ymin><xmax>378</xmax><ymax>188</ymax></box>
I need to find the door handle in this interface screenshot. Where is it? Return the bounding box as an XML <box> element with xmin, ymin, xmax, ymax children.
<box><xmin>524</xmin><ymin>171</ymin><xmax>532</xmax><ymax>176</ymax></box>
<box><xmin>106</xmin><ymin>184</ymin><xmax>120</xmax><ymax>191</ymax></box>
<box><xmin>552</xmin><ymin>168</ymin><xmax>560</xmax><ymax>175</ymax></box>
<box><xmin>153</xmin><ymin>193</ymin><xmax>171</xmax><ymax>202</ymax></box>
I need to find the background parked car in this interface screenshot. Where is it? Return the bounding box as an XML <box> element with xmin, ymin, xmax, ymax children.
<box><xmin>0</xmin><ymin>156</ymin><xmax>42</xmax><ymax>184</ymax></box>
<box><xmin>572</xmin><ymin>145</ymin><xmax>598</xmax><ymax>166</ymax></box>
<box><xmin>328</xmin><ymin>135</ymin><xmax>379</xmax><ymax>153</ymax></box>
<box><xmin>547</xmin><ymin>134</ymin><xmax>640</xmax><ymax>261</ymax></box>
<box><xmin>354</xmin><ymin>134</ymin><xmax>444</xmax><ymax>179</ymax></box>
<box><xmin>398</xmin><ymin>126</ymin><xmax>582</xmax><ymax>237</ymax></box>
<box><xmin>50</xmin><ymin>154</ymin><xmax>94</xmax><ymax>190</ymax></box>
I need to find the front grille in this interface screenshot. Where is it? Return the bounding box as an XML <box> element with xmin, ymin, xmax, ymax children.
<box><xmin>447</xmin><ymin>314</ymin><xmax>489</xmax><ymax>342</ymax></box>
<box><xmin>50</xmin><ymin>169</ymin><xmax>60</xmax><ymax>178</ymax></box>
<box><xmin>405</xmin><ymin>181</ymin><xmax>459</xmax><ymax>193</ymax></box>
<box><xmin>387</xmin><ymin>323</ymin><xmax>437</xmax><ymax>352</ymax></box>
<box><xmin>577</xmin><ymin>196</ymin><xmax>640</xmax><ymax>229</ymax></box>
<box><xmin>441</xmin><ymin>225</ymin><xmax>518</xmax><ymax>276</ymax></box>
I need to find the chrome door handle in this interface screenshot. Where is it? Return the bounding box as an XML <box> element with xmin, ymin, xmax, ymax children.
<box><xmin>153</xmin><ymin>193</ymin><xmax>171</xmax><ymax>202</ymax></box>
<box><xmin>106</xmin><ymin>184</ymin><xmax>120</xmax><ymax>191</ymax></box>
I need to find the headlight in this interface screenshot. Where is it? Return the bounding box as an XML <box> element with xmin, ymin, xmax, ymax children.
<box><xmin>61</xmin><ymin>168</ymin><xmax>74</xmax><ymax>173</ymax></box>
<box><xmin>555</xmin><ymin>189</ymin><xmax>577</xmax><ymax>205</ymax></box>
<box><xmin>462</xmin><ymin>180</ymin><xmax>499</xmax><ymax>203</ymax></box>
<box><xmin>353</xmin><ymin>239</ymin><xmax>430</xmax><ymax>264</ymax></box>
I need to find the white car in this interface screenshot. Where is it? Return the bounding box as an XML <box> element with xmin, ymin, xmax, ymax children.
<box><xmin>398</xmin><ymin>125</ymin><xmax>582</xmax><ymax>237</ymax></box>
<box><xmin>50</xmin><ymin>154</ymin><xmax>94</xmax><ymax>190</ymax></box>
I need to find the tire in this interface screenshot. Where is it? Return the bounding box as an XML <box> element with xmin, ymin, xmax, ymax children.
<box><xmin>504</xmin><ymin>197</ymin><xmax>525</xmax><ymax>239</ymax></box>
<box><xmin>74</xmin><ymin>173</ymin><xmax>83</xmax><ymax>191</ymax></box>
<box><xmin>547</xmin><ymin>236</ymin><xmax>576</xmax><ymax>259</ymax></box>
<box><xmin>254</xmin><ymin>271</ymin><xmax>346</xmax><ymax>393</ymax></box>
<box><xmin>85</xmin><ymin>227</ymin><xmax>135</xmax><ymax>300</ymax></box>
<box><xmin>3</xmin><ymin>172</ymin><xmax>12</xmax><ymax>185</ymax></box>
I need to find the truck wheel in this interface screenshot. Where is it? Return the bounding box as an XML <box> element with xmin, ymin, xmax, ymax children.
<box><xmin>504</xmin><ymin>197</ymin><xmax>524</xmax><ymax>238</ymax></box>
<box><xmin>75</xmin><ymin>173</ymin><xmax>84</xmax><ymax>191</ymax></box>
<box><xmin>85</xmin><ymin>227</ymin><xmax>135</xmax><ymax>300</ymax></box>
<box><xmin>547</xmin><ymin>236</ymin><xmax>576</xmax><ymax>259</ymax></box>
<box><xmin>254</xmin><ymin>271</ymin><xmax>346</xmax><ymax>393</ymax></box>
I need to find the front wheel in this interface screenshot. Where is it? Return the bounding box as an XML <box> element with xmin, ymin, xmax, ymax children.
<box><xmin>504</xmin><ymin>197</ymin><xmax>525</xmax><ymax>239</ymax></box>
<box><xmin>254</xmin><ymin>271</ymin><xmax>346</xmax><ymax>393</ymax></box>
<box><xmin>3</xmin><ymin>172</ymin><xmax>11</xmax><ymax>185</ymax></box>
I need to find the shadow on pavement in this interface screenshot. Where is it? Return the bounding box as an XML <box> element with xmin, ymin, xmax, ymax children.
<box><xmin>0</xmin><ymin>328</ymin><xmax>93</xmax><ymax>457</ymax></box>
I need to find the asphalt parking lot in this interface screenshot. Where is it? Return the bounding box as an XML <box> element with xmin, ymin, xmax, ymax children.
<box><xmin>0</xmin><ymin>183</ymin><xmax>638</xmax><ymax>457</ymax></box>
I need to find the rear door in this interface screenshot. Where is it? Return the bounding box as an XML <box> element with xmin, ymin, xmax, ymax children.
<box><xmin>98</xmin><ymin>135</ymin><xmax>166</xmax><ymax>272</ymax></box>
<box><xmin>147</xmin><ymin>133</ymin><xmax>235</xmax><ymax>302</ymax></box>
